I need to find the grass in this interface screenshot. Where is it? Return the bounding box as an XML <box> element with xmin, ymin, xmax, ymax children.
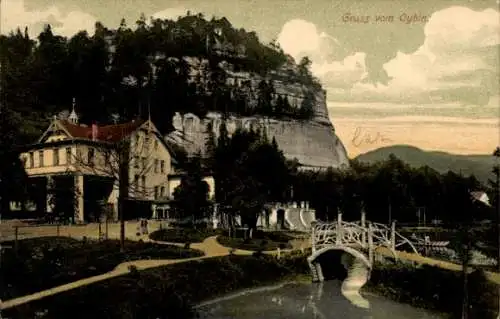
<box><xmin>366</xmin><ymin>262</ymin><xmax>499</xmax><ymax>319</ymax></box>
<box><xmin>217</xmin><ymin>229</ymin><xmax>294</xmax><ymax>251</ymax></box>
<box><xmin>149</xmin><ymin>227</ymin><xmax>221</xmax><ymax>243</ymax></box>
<box><xmin>1</xmin><ymin>236</ymin><xmax>204</xmax><ymax>300</ymax></box>
<box><xmin>4</xmin><ymin>254</ymin><xmax>311</xmax><ymax>319</ymax></box>
<box><xmin>4</xmin><ymin>243</ymin><xmax>498</xmax><ymax>319</ymax></box>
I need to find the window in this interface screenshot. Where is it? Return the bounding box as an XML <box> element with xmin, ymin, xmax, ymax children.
<box><xmin>53</xmin><ymin>149</ymin><xmax>59</xmax><ymax>166</ymax></box>
<box><xmin>29</xmin><ymin>152</ymin><xmax>34</xmax><ymax>168</ymax></box>
<box><xmin>39</xmin><ymin>151</ymin><xmax>44</xmax><ymax>167</ymax></box>
<box><xmin>160</xmin><ymin>186</ymin><xmax>165</xmax><ymax>197</ymax></box>
<box><xmin>87</xmin><ymin>148</ymin><xmax>95</xmax><ymax>166</ymax></box>
<box><xmin>154</xmin><ymin>186</ymin><xmax>159</xmax><ymax>199</ymax></box>
<box><xmin>65</xmin><ymin>147</ymin><xmax>72</xmax><ymax>165</ymax></box>
<box><xmin>141</xmin><ymin>157</ymin><xmax>146</xmax><ymax>170</ymax></box>
<box><xmin>154</xmin><ymin>159</ymin><xmax>159</xmax><ymax>173</ymax></box>
<box><xmin>144</xmin><ymin>137</ymin><xmax>150</xmax><ymax>152</ymax></box>
<box><xmin>134</xmin><ymin>175</ymin><xmax>139</xmax><ymax>193</ymax></box>
<box><xmin>134</xmin><ymin>156</ymin><xmax>139</xmax><ymax>168</ymax></box>
<box><xmin>160</xmin><ymin>160</ymin><xmax>165</xmax><ymax>173</ymax></box>
<box><xmin>141</xmin><ymin>176</ymin><xmax>146</xmax><ymax>193</ymax></box>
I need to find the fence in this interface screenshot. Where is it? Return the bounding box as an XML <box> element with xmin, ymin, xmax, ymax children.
<box><xmin>0</xmin><ymin>220</ymin><xmax>167</xmax><ymax>253</ymax></box>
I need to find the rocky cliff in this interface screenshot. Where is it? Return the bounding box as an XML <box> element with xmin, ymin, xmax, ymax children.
<box><xmin>166</xmin><ymin>59</ymin><xmax>349</xmax><ymax>170</ymax></box>
<box><xmin>166</xmin><ymin>103</ymin><xmax>348</xmax><ymax>170</ymax></box>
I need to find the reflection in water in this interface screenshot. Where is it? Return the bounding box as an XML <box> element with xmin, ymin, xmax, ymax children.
<box><xmin>197</xmin><ymin>278</ymin><xmax>444</xmax><ymax>319</ymax></box>
<box><xmin>340</xmin><ymin>252</ymin><xmax>371</xmax><ymax>310</ymax></box>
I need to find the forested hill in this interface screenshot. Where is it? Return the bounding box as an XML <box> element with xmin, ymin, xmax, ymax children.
<box><xmin>355</xmin><ymin>145</ymin><xmax>495</xmax><ymax>184</ymax></box>
<box><xmin>0</xmin><ymin>13</ymin><xmax>321</xmax><ymax>146</ymax></box>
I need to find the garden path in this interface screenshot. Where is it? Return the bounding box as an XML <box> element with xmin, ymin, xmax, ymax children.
<box><xmin>0</xmin><ymin>232</ymin><xmax>292</xmax><ymax>311</ymax></box>
<box><xmin>2</xmin><ymin>221</ymin><xmax>499</xmax><ymax>311</ymax></box>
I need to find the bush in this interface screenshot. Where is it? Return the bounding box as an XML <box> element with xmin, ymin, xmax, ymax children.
<box><xmin>1</xmin><ymin>237</ymin><xmax>204</xmax><ymax>300</ymax></box>
<box><xmin>217</xmin><ymin>230</ymin><xmax>293</xmax><ymax>251</ymax></box>
<box><xmin>217</xmin><ymin>235</ymin><xmax>292</xmax><ymax>251</ymax></box>
<box><xmin>149</xmin><ymin>228</ymin><xmax>220</xmax><ymax>243</ymax></box>
<box><xmin>366</xmin><ymin>263</ymin><xmax>499</xmax><ymax>318</ymax></box>
<box><xmin>5</xmin><ymin>255</ymin><xmax>310</xmax><ymax>319</ymax></box>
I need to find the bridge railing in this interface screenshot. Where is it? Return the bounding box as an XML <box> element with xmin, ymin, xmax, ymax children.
<box><xmin>311</xmin><ymin>212</ymin><xmax>420</xmax><ymax>259</ymax></box>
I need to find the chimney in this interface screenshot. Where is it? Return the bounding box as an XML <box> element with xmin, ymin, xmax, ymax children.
<box><xmin>91</xmin><ymin>123</ymin><xmax>98</xmax><ymax>141</ymax></box>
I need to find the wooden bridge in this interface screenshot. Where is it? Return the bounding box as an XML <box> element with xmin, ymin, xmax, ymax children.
<box><xmin>307</xmin><ymin>212</ymin><xmax>420</xmax><ymax>282</ymax></box>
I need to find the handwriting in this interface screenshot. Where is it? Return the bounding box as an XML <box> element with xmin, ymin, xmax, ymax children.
<box><xmin>351</xmin><ymin>127</ymin><xmax>392</xmax><ymax>147</ymax></box>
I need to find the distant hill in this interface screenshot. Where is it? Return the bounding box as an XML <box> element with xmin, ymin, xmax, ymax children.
<box><xmin>354</xmin><ymin>145</ymin><xmax>496</xmax><ymax>185</ymax></box>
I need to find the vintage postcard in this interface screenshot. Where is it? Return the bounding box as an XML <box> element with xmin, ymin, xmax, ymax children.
<box><xmin>0</xmin><ymin>0</ymin><xmax>498</xmax><ymax>318</ymax></box>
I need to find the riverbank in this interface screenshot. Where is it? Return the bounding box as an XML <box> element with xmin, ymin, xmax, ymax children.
<box><xmin>3</xmin><ymin>253</ymin><xmax>310</xmax><ymax>319</ymax></box>
<box><xmin>365</xmin><ymin>261</ymin><xmax>499</xmax><ymax>319</ymax></box>
<box><xmin>4</xmin><ymin>250</ymin><xmax>498</xmax><ymax>319</ymax></box>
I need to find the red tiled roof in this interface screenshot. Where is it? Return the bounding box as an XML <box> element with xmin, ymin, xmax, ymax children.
<box><xmin>59</xmin><ymin>119</ymin><xmax>146</xmax><ymax>142</ymax></box>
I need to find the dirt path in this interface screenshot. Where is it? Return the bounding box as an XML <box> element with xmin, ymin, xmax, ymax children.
<box><xmin>0</xmin><ymin>235</ymin><xmax>251</xmax><ymax>310</ymax></box>
<box><xmin>2</xmin><ymin>223</ymin><xmax>499</xmax><ymax>311</ymax></box>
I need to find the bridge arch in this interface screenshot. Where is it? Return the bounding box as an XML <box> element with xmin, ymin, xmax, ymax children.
<box><xmin>307</xmin><ymin>245</ymin><xmax>372</xmax><ymax>269</ymax></box>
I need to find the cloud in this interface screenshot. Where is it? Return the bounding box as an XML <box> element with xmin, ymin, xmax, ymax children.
<box><xmin>2</xmin><ymin>0</ymin><xmax>97</xmax><ymax>38</ymax></box>
<box><xmin>152</xmin><ymin>8</ymin><xmax>194</xmax><ymax>21</ymax></box>
<box><xmin>277</xmin><ymin>7</ymin><xmax>500</xmax><ymax>109</ymax></box>
<box><xmin>277</xmin><ymin>19</ymin><xmax>366</xmax><ymax>89</ymax></box>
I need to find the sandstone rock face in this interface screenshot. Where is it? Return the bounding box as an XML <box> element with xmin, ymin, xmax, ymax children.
<box><xmin>166</xmin><ymin>92</ymin><xmax>349</xmax><ymax>170</ymax></box>
<box><xmin>166</xmin><ymin>57</ymin><xmax>349</xmax><ymax>169</ymax></box>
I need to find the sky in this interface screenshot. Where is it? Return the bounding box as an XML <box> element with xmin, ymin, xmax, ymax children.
<box><xmin>1</xmin><ymin>0</ymin><xmax>499</xmax><ymax>157</ymax></box>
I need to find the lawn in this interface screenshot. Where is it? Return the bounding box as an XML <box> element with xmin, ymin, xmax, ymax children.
<box><xmin>4</xmin><ymin>254</ymin><xmax>310</xmax><ymax>319</ymax></box>
<box><xmin>217</xmin><ymin>229</ymin><xmax>294</xmax><ymax>251</ymax></box>
<box><xmin>1</xmin><ymin>236</ymin><xmax>204</xmax><ymax>300</ymax></box>
<box><xmin>149</xmin><ymin>227</ymin><xmax>221</xmax><ymax>243</ymax></box>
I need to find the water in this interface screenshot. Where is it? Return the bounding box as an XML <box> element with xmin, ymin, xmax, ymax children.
<box><xmin>196</xmin><ymin>280</ymin><xmax>445</xmax><ymax>319</ymax></box>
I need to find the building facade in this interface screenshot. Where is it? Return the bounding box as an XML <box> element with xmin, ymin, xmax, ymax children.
<box><xmin>19</xmin><ymin>109</ymin><xmax>214</xmax><ymax>223</ymax></box>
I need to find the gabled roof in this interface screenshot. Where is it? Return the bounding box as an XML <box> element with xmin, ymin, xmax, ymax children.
<box><xmin>35</xmin><ymin>118</ymin><xmax>179</xmax><ymax>164</ymax></box>
<box><xmin>59</xmin><ymin>119</ymin><xmax>146</xmax><ymax>142</ymax></box>
<box><xmin>37</xmin><ymin>118</ymin><xmax>147</xmax><ymax>143</ymax></box>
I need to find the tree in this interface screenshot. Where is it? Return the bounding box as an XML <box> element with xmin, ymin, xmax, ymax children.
<box><xmin>0</xmin><ymin>110</ymin><xmax>29</xmax><ymax>216</ymax></box>
<box><xmin>70</xmin><ymin>123</ymin><xmax>167</xmax><ymax>250</ymax></box>
<box><xmin>46</xmin><ymin>174</ymin><xmax>81</xmax><ymax>223</ymax></box>
<box><xmin>212</xmin><ymin>128</ymin><xmax>290</xmax><ymax>237</ymax></box>
<box><xmin>298</xmin><ymin>56</ymin><xmax>312</xmax><ymax>78</ymax></box>
<box><xmin>488</xmin><ymin>146</ymin><xmax>500</xmax><ymax>210</ymax></box>
<box><xmin>171</xmin><ymin>155</ymin><xmax>210</xmax><ymax>224</ymax></box>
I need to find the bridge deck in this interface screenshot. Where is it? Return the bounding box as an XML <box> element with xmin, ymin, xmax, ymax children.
<box><xmin>302</xmin><ymin>240</ymin><xmax>500</xmax><ymax>285</ymax></box>
<box><xmin>376</xmin><ymin>247</ymin><xmax>500</xmax><ymax>285</ymax></box>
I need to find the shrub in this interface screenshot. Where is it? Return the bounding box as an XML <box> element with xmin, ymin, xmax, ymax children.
<box><xmin>1</xmin><ymin>237</ymin><xmax>204</xmax><ymax>300</ymax></box>
<box><xmin>5</xmin><ymin>255</ymin><xmax>310</xmax><ymax>319</ymax></box>
<box><xmin>149</xmin><ymin>228</ymin><xmax>218</xmax><ymax>243</ymax></box>
<box><xmin>366</xmin><ymin>263</ymin><xmax>499</xmax><ymax>318</ymax></box>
